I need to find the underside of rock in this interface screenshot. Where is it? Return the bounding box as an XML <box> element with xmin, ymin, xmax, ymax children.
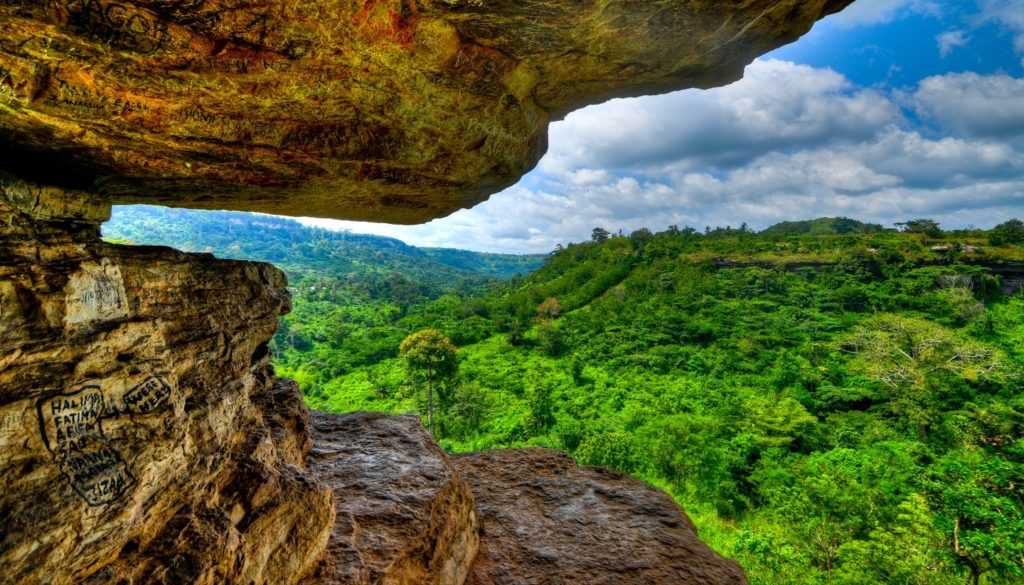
<box><xmin>1</xmin><ymin>0</ymin><xmax>851</xmax><ymax>222</ymax></box>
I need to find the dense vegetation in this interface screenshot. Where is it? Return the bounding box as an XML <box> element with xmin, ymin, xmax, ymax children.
<box><xmin>106</xmin><ymin>209</ymin><xmax>1024</xmax><ymax>585</ymax></box>
<box><xmin>104</xmin><ymin>206</ymin><xmax>545</xmax><ymax>376</ymax></box>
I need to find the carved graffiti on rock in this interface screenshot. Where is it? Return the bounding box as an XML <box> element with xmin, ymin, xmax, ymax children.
<box><xmin>36</xmin><ymin>376</ymin><xmax>172</xmax><ymax>506</ymax></box>
<box><xmin>64</xmin><ymin>260</ymin><xmax>129</xmax><ymax>325</ymax></box>
<box><xmin>61</xmin><ymin>0</ymin><xmax>172</xmax><ymax>55</ymax></box>
<box><xmin>0</xmin><ymin>409</ymin><xmax>23</xmax><ymax>444</ymax></box>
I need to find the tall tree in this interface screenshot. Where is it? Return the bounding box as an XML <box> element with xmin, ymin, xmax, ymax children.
<box><xmin>399</xmin><ymin>329</ymin><xmax>458</xmax><ymax>435</ymax></box>
<box><xmin>896</xmin><ymin>219</ymin><xmax>943</xmax><ymax>238</ymax></box>
<box><xmin>841</xmin><ymin>314</ymin><xmax>1009</xmax><ymax>437</ymax></box>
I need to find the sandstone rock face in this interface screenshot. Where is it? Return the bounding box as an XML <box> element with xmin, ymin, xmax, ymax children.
<box><xmin>0</xmin><ymin>174</ymin><xmax>333</xmax><ymax>584</ymax></box>
<box><xmin>0</xmin><ymin>0</ymin><xmax>851</xmax><ymax>222</ymax></box>
<box><xmin>301</xmin><ymin>413</ymin><xmax>744</xmax><ymax>585</ymax></box>
<box><xmin>304</xmin><ymin>411</ymin><xmax>479</xmax><ymax>585</ymax></box>
<box><xmin>454</xmin><ymin>449</ymin><xmax>748</xmax><ymax>585</ymax></box>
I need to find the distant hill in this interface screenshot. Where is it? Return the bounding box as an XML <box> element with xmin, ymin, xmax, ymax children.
<box><xmin>761</xmin><ymin>217</ymin><xmax>883</xmax><ymax>235</ymax></box>
<box><xmin>421</xmin><ymin>247</ymin><xmax>543</xmax><ymax>279</ymax></box>
<box><xmin>103</xmin><ymin>206</ymin><xmax>546</xmax><ymax>291</ymax></box>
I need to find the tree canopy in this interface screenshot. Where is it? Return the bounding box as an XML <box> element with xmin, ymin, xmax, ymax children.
<box><xmin>400</xmin><ymin>329</ymin><xmax>458</xmax><ymax>434</ymax></box>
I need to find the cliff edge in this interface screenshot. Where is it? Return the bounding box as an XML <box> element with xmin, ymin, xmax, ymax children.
<box><xmin>0</xmin><ymin>175</ymin><xmax>747</xmax><ymax>583</ymax></box>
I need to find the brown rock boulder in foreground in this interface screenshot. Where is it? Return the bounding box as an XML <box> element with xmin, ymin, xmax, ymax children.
<box><xmin>0</xmin><ymin>0</ymin><xmax>851</xmax><ymax>222</ymax></box>
<box><xmin>303</xmin><ymin>411</ymin><xmax>479</xmax><ymax>585</ymax></box>
<box><xmin>454</xmin><ymin>449</ymin><xmax>748</xmax><ymax>585</ymax></box>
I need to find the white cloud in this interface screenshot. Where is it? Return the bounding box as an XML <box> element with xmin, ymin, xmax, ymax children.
<box><xmin>936</xmin><ymin>30</ymin><xmax>970</xmax><ymax>57</ymax></box>
<box><xmin>909</xmin><ymin>72</ymin><xmax>1024</xmax><ymax>139</ymax></box>
<box><xmin>978</xmin><ymin>0</ymin><xmax>1024</xmax><ymax>57</ymax></box>
<box><xmin>542</xmin><ymin>60</ymin><xmax>899</xmax><ymax>175</ymax></box>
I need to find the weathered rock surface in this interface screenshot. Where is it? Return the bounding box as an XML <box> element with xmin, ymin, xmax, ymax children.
<box><xmin>454</xmin><ymin>449</ymin><xmax>748</xmax><ymax>585</ymax></box>
<box><xmin>0</xmin><ymin>174</ymin><xmax>334</xmax><ymax>584</ymax></box>
<box><xmin>987</xmin><ymin>261</ymin><xmax>1024</xmax><ymax>296</ymax></box>
<box><xmin>304</xmin><ymin>411</ymin><xmax>478</xmax><ymax>585</ymax></box>
<box><xmin>0</xmin><ymin>0</ymin><xmax>851</xmax><ymax>222</ymax></box>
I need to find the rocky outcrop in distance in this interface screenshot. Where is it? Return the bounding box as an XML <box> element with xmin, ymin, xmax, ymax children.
<box><xmin>1</xmin><ymin>0</ymin><xmax>850</xmax><ymax>222</ymax></box>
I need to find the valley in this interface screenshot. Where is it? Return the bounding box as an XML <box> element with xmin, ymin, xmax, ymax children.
<box><xmin>105</xmin><ymin>208</ymin><xmax>1024</xmax><ymax>585</ymax></box>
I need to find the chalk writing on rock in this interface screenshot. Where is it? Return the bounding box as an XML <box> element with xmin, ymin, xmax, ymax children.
<box><xmin>36</xmin><ymin>376</ymin><xmax>172</xmax><ymax>506</ymax></box>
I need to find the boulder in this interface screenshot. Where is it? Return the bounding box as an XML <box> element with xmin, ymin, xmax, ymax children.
<box><xmin>303</xmin><ymin>411</ymin><xmax>478</xmax><ymax>585</ymax></box>
<box><xmin>453</xmin><ymin>449</ymin><xmax>748</xmax><ymax>585</ymax></box>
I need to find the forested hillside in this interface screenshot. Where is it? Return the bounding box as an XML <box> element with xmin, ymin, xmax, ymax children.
<box><xmin>105</xmin><ymin>209</ymin><xmax>1024</xmax><ymax>584</ymax></box>
<box><xmin>287</xmin><ymin>221</ymin><xmax>1024</xmax><ymax>585</ymax></box>
<box><xmin>104</xmin><ymin>206</ymin><xmax>546</xmax><ymax>373</ymax></box>
<box><xmin>104</xmin><ymin>206</ymin><xmax>544</xmax><ymax>281</ymax></box>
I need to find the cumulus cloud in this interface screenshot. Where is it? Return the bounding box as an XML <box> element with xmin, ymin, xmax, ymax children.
<box><xmin>936</xmin><ymin>30</ymin><xmax>970</xmax><ymax>57</ymax></box>
<box><xmin>300</xmin><ymin>62</ymin><xmax>1024</xmax><ymax>253</ymax></box>
<box><xmin>542</xmin><ymin>60</ymin><xmax>899</xmax><ymax>175</ymax></box>
<box><xmin>909</xmin><ymin>72</ymin><xmax>1024</xmax><ymax>139</ymax></box>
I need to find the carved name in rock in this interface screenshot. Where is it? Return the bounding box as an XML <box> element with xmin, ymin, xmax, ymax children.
<box><xmin>64</xmin><ymin>260</ymin><xmax>130</xmax><ymax>325</ymax></box>
<box><xmin>37</xmin><ymin>376</ymin><xmax>172</xmax><ymax>506</ymax></box>
<box><xmin>0</xmin><ymin>0</ymin><xmax>854</xmax><ymax>223</ymax></box>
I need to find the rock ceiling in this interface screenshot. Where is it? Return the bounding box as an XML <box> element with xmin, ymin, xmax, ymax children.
<box><xmin>0</xmin><ymin>0</ymin><xmax>852</xmax><ymax>223</ymax></box>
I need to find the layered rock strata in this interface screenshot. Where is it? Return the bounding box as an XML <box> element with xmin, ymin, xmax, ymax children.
<box><xmin>0</xmin><ymin>175</ymin><xmax>334</xmax><ymax>584</ymax></box>
<box><xmin>0</xmin><ymin>0</ymin><xmax>852</xmax><ymax>222</ymax></box>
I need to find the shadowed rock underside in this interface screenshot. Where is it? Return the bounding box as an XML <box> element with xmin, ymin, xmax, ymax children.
<box><xmin>1</xmin><ymin>0</ymin><xmax>850</xmax><ymax>223</ymax></box>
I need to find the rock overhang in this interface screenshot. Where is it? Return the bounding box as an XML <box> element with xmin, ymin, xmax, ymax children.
<box><xmin>0</xmin><ymin>0</ymin><xmax>854</xmax><ymax>224</ymax></box>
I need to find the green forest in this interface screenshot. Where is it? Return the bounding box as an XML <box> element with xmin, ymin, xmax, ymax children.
<box><xmin>105</xmin><ymin>208</ymin><xmax>1024</xmax><ymax>585</ymax></box>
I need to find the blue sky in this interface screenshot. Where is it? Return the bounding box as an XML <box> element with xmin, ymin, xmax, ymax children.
<box><xmin>293</xmin><ymin>0</ymin><xmax>1024</xmax><ymax>252</ymax></box>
